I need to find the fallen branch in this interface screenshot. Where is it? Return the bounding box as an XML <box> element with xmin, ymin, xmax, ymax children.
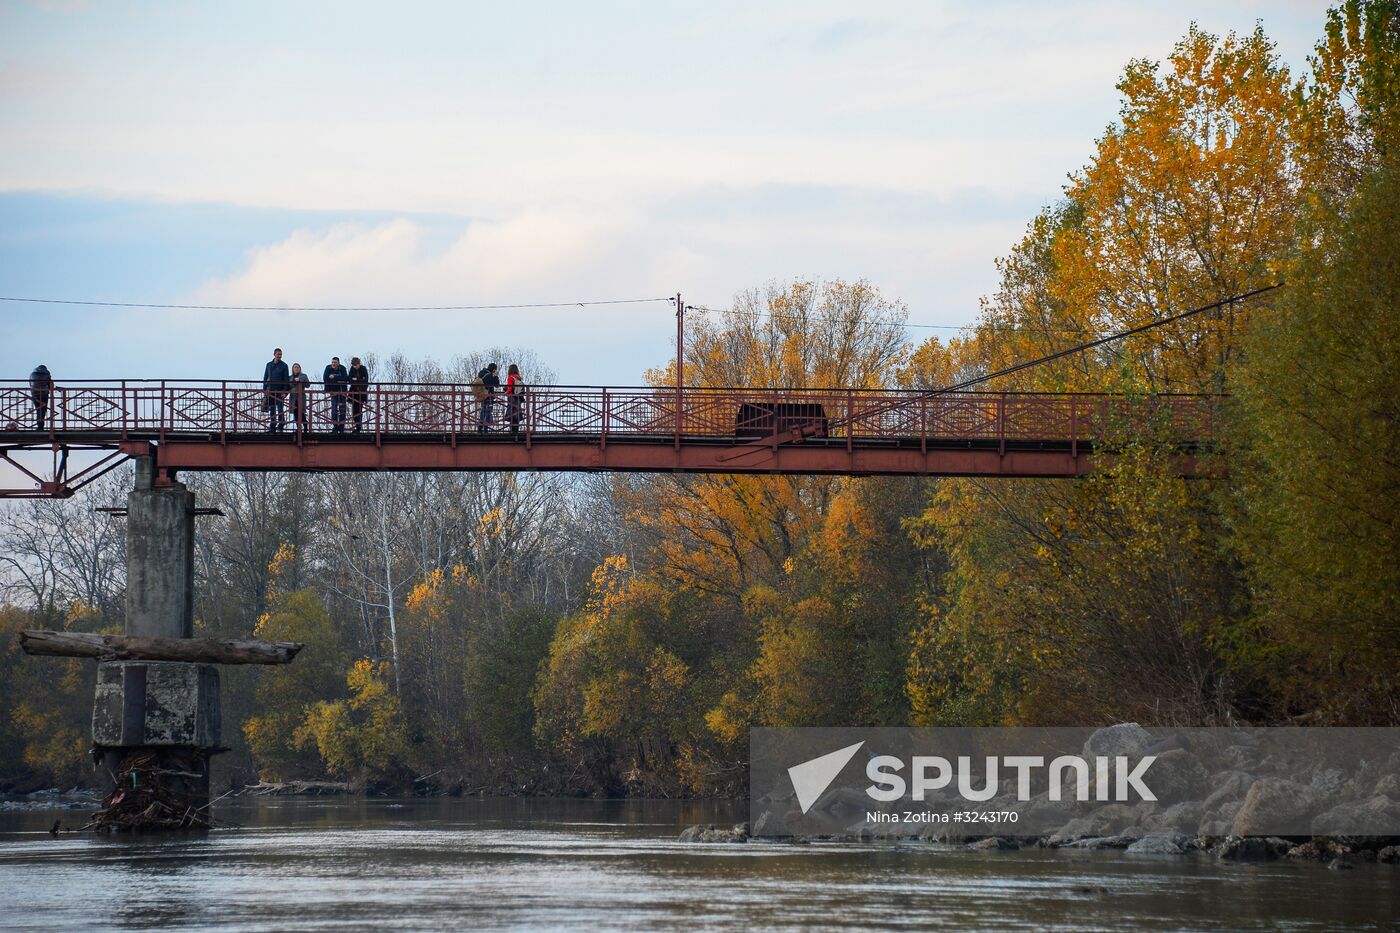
<box><xmin>20</xmin><ymin>630</ymin><xmax>304</xmax><ymax>665</ymax></box>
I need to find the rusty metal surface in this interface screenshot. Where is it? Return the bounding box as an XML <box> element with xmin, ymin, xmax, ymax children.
<box><xmin>0</xmin><ymin>380</ymin><xmax>1219</xmax><ymax>492</ymax></box>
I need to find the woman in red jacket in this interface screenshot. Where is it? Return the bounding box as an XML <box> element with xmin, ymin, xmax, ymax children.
<box><xmin>506</xmin><ymin>364</ymin><xmax>525</xmax><ymax>438</ymax></box>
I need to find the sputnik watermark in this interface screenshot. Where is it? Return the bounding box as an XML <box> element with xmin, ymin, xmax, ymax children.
<box><xmin>866</xmin><ymin>753</ymin><xmax>1156</xmax><ymax>804</ymax></box>
<box><xmin>788</xmin><ymin>739</ymin><xmax>1156</xmax><ymax>815</ymax></box>
<box><xmin>752</xmin><ymin>726</ymin><xmax>1400</xmax><ymax>838</ymax></box>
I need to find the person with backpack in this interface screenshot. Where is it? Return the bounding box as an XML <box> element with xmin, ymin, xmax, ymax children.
<box><xmin>476</xmin><ymin>363</ymin><xmax>500</xmax><ymax>433</ymax></box>
<box><xmin>262</xmin><ymin>348</ymin><xmax>290</xmax><ymax>432</ymax></box>
<box><xmin>323</xmin><ymin>356</ymin><xmax>350</xmax><ymax>433</ymax></box>
<box><xmin>347</xmin><ymin>356</ymin><xmax>370</xmax><ymax>433</ymax></box>
<box><xmin>506</xmin><ymin>363</ymin><xmax>525</xmax><ymax>438</ymax></box>
<box><xmin>29</xmin><ymin>364</ymin><xmax>52</xmax><ymax>431</ymax></box>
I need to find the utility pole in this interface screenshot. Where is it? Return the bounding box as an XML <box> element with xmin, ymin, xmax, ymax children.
<box><xmin>675</xmin><ymin>293</ymin><xmax>684</xmax><ymax>449</ymax></box>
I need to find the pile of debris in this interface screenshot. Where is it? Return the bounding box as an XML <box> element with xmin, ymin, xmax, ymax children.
<box><xmin>81</xmin><ymin>751</ymin><xmax>218</xmax><ymax>832</ymax></box>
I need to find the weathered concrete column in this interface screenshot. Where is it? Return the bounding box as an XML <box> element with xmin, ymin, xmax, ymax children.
<box><xmin>124</xmin><ymin>456</ymin><xmax>195</xmax><ymax>639</ymax></box>
<box><xmin>91</xmin><ymin>457</ymin><xmax>220</xmax><ymax>824</ymax></box>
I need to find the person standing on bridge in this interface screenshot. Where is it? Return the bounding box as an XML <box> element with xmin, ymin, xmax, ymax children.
<box><xmin>323</xmin><ymin>356</ymin><xmax>349</xmax><ymax>433</ymax></box>
<box><xmin>289</xmin><ymin>362</ymin><xmax>311</xmax><ymax>433</ymax></box>
<box><xmin>262</xmin><ymin>348</ymin><xmax>290</xmax><ymax>432</ymax></box>
<box><xmin>28</xmin><ymin>364</ymin><xmax>52</xmax><ymax>431</ymax></box>
<box><xmin>506</xmin><ymin>363</ymin><xmax>525</xmax><ymax>438</ymax></box>
<box><xmin>476</xmin><ymin>363</ymin><xmax>500</xmax><ymax>433</ymax></box>
<box><xmin>348</xmin><ymin>357</ymin><xmax>370</xmax><ymax>434</ymax></box>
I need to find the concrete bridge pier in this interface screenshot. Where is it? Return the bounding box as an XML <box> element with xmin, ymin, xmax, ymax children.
<box><xmin>91</xmin><ymin>457</ymin><xmax>221</xmax><ymax>817</ymax></box>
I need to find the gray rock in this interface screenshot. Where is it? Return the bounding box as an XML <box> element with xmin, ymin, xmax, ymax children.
<box><xmin>1083</xmin><ymin>723</ymin><xmax>1153</xmax><ymax>760</ymax></box>
<box><xmin>1144</xmin><ymin>748</ymin><xmax>1212</xmax><ymax>805</ymax></box>
<box><xmin>1377</xmin><ymin>845</ymin><xmax>1400</xmax><ymax>864</ymax></box>
<box><xmin>1202</xmin><ymin>771</ymin><xmax>1253</xmax><ymax>813</ymax></box>
<box><xmin>1126</xmin><ymin>831</ymin><xmax>1194</xmax><ymax>855</ymax></box>
<box><xmin>1372</xmin><ymin>773</ymin><xmax>1400</xmax><ymax>798</ymax></box>
<box><xmin>966</xmin><ymin>836</ymin><xmax>1018</xmax><ymax>851</ymax></box>
<box><xmin>1212</xmin><ymin>799</ymin><xmax>1244</xmax><ymax>824</ymax></box>
<box><xmin>1311</xmin><ymin>796</ymin><xmax>1400</xmax><ymax>837</ymax></box>
<box><xmin>1046</xmin><ymin>817</ymin><xmax>1098</xmax><ymax>846</ymax></box>
<box><xmin>1213</xmin><ymin>835</ymin><xmax>1290</xmax><ymax>862</ymax></box>
<box><xmin>1311</xmin><ymin>768</ymin><xmax>1346</xmax><ymax>797</ymax></box>
<box><xmin>1017</xmin><ymin>792</ymin><xmax>1072</xmax><ymax>829</ymax></box>
<box><xmin>1149</xmin><ymin>801</ymin><xmax>1203</xmax><ymax>833</ymax></box>
<box><xmin>1327</xmin><ymin>857</ymin><xmax>1355</xmax><ymax>871</ymax></box>
<box><xmin>1232</xmin><ymin>778</ymin><xmax>1323</xmax><ymax>837</ymax></box>
<box><xmin>1059</xmin><ymin>835</ymin><xmax>1134</xmax><ymax>850</ymax></box>
<box><xmin>678</xmin><ymin>823</ymin><xmax>749</xmax><ymax>843</ymax></box>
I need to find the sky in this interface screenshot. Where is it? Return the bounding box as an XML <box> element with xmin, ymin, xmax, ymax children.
<box><xmin>0</xmin><ymin>0</ymin><xmax>1330</xmax><ymax>387</ymax></box>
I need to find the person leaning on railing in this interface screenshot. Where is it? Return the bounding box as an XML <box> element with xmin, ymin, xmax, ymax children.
<box><xmin>28</xmin><ymin>364</ymin><xmax>52</xmax><ymax>431</ymax></box>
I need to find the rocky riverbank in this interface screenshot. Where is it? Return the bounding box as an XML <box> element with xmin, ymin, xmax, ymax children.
<box><xmin>0</xmin><ymin>788</ymin><xmax>102</xmax><ymax>812</ymax></box>
<box><xmin>677</xmin><ymin>819</ymin><xmax>1400</xmax><ymax>869</ymax></box>
<box><xmin>724</xmin><ymin>722</ymin><xmax>1400</xmax><ymax>867</ymax></box>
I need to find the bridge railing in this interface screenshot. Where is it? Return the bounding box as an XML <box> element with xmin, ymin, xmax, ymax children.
<box><xmin>0</xmin><ymin>381</ymin><xmax>1217</xmax><ymax>445</ymax></box>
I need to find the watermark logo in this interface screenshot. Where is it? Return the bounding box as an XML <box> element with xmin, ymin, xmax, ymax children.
<box><xmin>867</xmin><ymin>754</ymin><xmax>1157</xmax><ymax>803</ymax></box>
<box><xmin>751</xmin><ymin>726</ymin><xmax>1400</xmax><ymax>839</ymax></box>
<box><xmin>789</xmin><ymin>741</ymin><xmax>864</xmax><ymax>814</ymax></box>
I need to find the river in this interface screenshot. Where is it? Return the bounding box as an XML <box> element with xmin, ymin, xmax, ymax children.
<box><xmin>1</xmin><ymin>797</ymin><xmax>1395</xmax><ymax>931</ymax></box>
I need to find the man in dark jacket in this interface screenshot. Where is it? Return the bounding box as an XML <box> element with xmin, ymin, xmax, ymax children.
<box><xmin>29</xmin><ymin>364</ymin><xmax>52</xmax><ymax>431</ymax></box>
<box><xmin>347</xmin><ymin>357</ymin><xmax>370</xmax><ymax>433</ymax></box>
<box><xmin>477</xmin><ymin>363</ymin><xmax>500</xmax><ymax>433</ymax></box>
<box><xmin>262</xmin><ymin>348</ymin><xmax>291</xmax><ymax>432</ymax></box>
<box><xmin>323</xmin><ymin>356</ymin><xmax>349</xmax><ymax>433</ymax></box>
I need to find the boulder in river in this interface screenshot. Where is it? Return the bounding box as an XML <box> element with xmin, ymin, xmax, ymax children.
<box><xmin>1213</xmin><ymin>835</ymin><xmax>1291</xmax><ymax>862</ymax></box>
<box><xmin>1126</xmin><ymin>831</ymin><xmax>1194</xmax><ymax>855</ymax></box>
<box><xmin>966</xmin><ymin>836</ymin><xmax>1018</xmax><ymax>851</ymax></box>
<box><xmin>1231</xmin><ymin>778</ymin><xmax>1323</xmax><ymax>837</ymax></box>
<box><xmin>679</xmin><ymin>822</ymin><xmax>750</xmax><ymax>843</ymax></box>
<box><xmin>1083</xmin><ymin>723</ymin><xmax>1153</xmax><ymax>759</ymax></box>
<box><xmin>1141</xmin><ymin>748</ymin><xmax>1212</xmax><ymax>805</ymax></box>
<box><xmin>1311</xmin><ymin>796</ymin><xmax>1400</xmax><ymax>838</ymax></box>
<box><xmin>1058</xmin><ymin>835</ymin><xmax>1135</xmax><ymax>850</ymax></box>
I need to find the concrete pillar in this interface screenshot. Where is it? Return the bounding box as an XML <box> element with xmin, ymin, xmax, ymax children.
<box><xmin>91</xmin><ymin>457</ymin><xmax>218</xmax><ymax>822</ymax></box>
<box><xmin>125</xmin><ymin>458</ymin><xmax>194</xmax><ymax>639</ymax></box>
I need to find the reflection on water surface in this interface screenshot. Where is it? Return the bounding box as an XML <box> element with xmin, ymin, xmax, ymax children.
<box><xmin>1</xmin><ymin>797</ymin><xmax>1395</xmax><ymax>931</ymax></box>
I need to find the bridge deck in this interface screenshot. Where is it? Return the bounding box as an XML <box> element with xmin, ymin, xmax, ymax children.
<box><xmin>0</xmin><ymin>382</ymin><xmax>1216</xmax><ymax>494</ymax></box>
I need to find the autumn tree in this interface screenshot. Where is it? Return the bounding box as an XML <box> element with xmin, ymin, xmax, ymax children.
<box><xmin>243</xmin><ymin>589</ymin><xmax>348</xmax><ymax>779</ymax></box>
<box><xmin>1053</xmin><ymin>25</ymin><xmax>1296</xmax><ymax>395</ymax></box>
<box><xmin>1293</xmin><ymin>0</ymin><xmax>1400</xmax><ymax>214</ymax></box>
<box><xmin>902</xmin><ymin>25</ymin><xmax>1299</xmax><ymax>727</ymax></box>
<box><xmin>297</xmin><ymin>660</ymin><xmax>411</xmax><ymax>786</ymax></box>
<box><xmin>1230</xmin><ymin>152</ymin><xmax>1400</xmax><ymax>721</ymax></box>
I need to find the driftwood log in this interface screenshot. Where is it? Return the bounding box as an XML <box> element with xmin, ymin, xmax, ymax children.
<box><xmin>20</xmin><ymin>630</ymin><xmax>303</xmax><ymax>665</ymax></box>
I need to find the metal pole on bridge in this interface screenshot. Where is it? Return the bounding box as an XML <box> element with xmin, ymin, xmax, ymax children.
<box><xmin>675</xmin><ymin>293</ymin><xmax>684</xmax><ymax>450</ymax></box>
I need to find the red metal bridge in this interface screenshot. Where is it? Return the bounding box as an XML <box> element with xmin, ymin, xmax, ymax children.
<box><xmin>0</xmin><ymin>380</ymin><xmax>1218</xmax><ymax>497</ymax></box>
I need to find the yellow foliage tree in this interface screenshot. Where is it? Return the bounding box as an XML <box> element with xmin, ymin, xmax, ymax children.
<box><xmin>297</xmin><ymin>660</ymin><xmax>410</xmax><ymax>782</ymax></box>
<box><xmin>242</xmin><ymin>589</ymin><xmax>346</xmax><ymax>779</ymax></box>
